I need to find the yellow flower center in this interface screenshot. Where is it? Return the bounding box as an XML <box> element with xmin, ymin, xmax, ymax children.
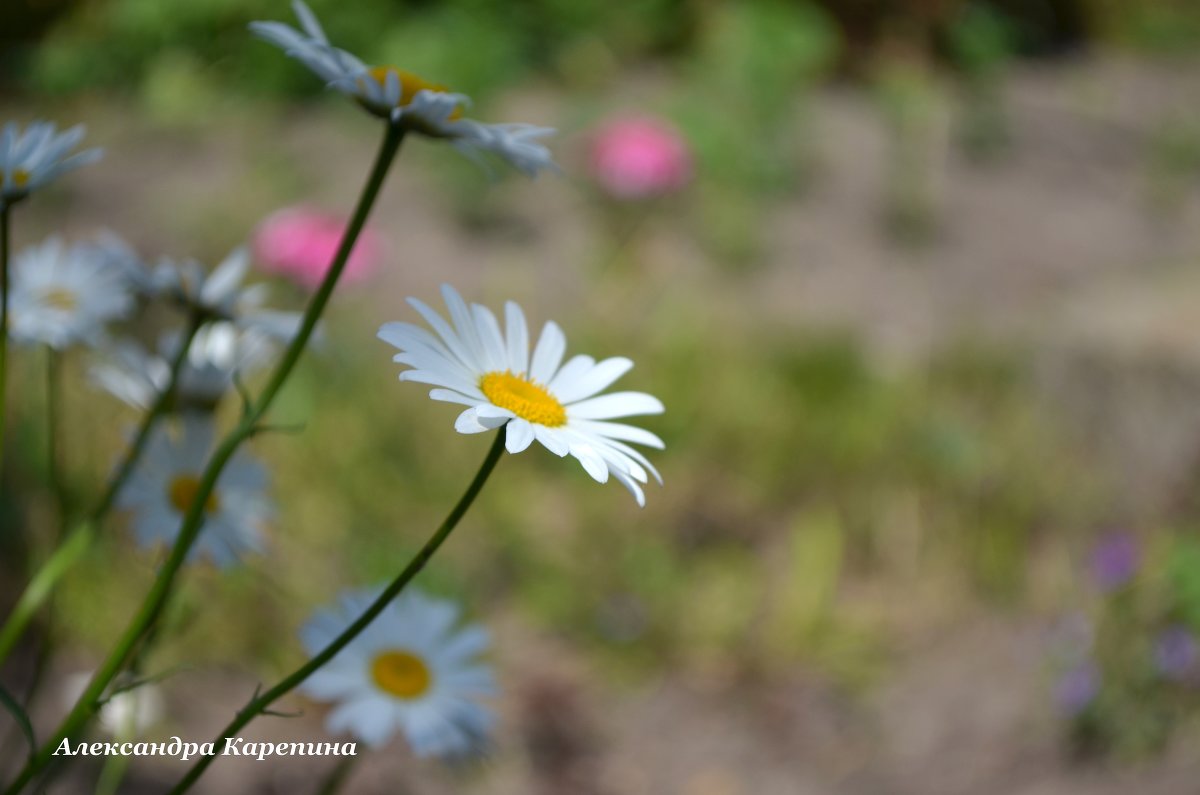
<box><xmin>11</xmin><ymin>169</ymin><xmax>30</xmax><ymax>188</ymax></box>
<box><xmin>42</xmin><ymin>288</ymin><xmax>77</xmax><ymax>311</ymax></box>
<box><xmin>479</xmin><ymin>371</ymin><xmax>567</xmax><ymax>427</ymax></box>
<box><xmin>360</xmin><ymin>66</ymin><xmax>463</xmax><ymax>120</ymax></box>
<box><xmin>168</xmin><ymin>475</ymin><xmax>219</xmax><ymax>515</ymax></box>
<box><xmin>370</xmin><ymin>650</ymin><xmax>432</xmax><ymax>699</ymax></box>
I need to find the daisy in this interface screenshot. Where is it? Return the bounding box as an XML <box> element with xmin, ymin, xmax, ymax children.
<box><xmin>249</xmin><ymin>1</ymin><xmax>556</xmax><ymax>176</ymax></box>
<box><xmin>299</xmin><ymin>586</ymin><xmax>495</xmax><ymax>757</ymax></box>
<box><xmin>0</xmin><ymin>121</ymin><xmax>102</xmax><ymax>209</ymax></box>
<box><xmin>378</xmin><ymin>285</ymin><xmax>664</xmax><ymax>506</ymax></box>
<box><xmin>143</xmin><ymin>246</ymin><xmax>303</xmax><ymax>342</ymax></box>
<box><xmin>6</xmin><ymin>236</ymin><xmax>133</xmax><ymax>349</ymax></box>
<box><xmin>90</xmin><ymin>322</ymin><xmax>279</xmax><ymax>413</ymax></box>
<box><xmin>115</xmin><ymin>414</ymin><xmax>271</xmax><ymax>567</ymax></box>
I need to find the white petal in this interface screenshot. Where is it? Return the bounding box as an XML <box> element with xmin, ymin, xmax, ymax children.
<box><xmin>567</xmin><ymin>391</ymin><xmax>664</xmax><ymax>420</ymax></box>
<box><xmin>454</xmin><ymin>408</ymin><xmax>491</xmax><ymax>434</ymax></box>
<box><xmin>504</xmin><ymin>301</ymin><xmax>529</xmax><ymax>375</ymax></box>
<box><xmin>529</xmin><ymin>321</ymin><xmax>566</xmax><ymax>384</ymax></box>
<box><xmin>552</xmin><ymin>357</ymin><xmax>633</xmax><ymax>403</ymax></box>
<box><xmin>505</xmin><ymin>419</ymin><xmax>535</xmax><ymax>453</ymax></box>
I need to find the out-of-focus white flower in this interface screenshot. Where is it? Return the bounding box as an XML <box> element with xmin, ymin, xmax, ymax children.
<box><xmin>116</xmin><ymin>414</ymin><xmax>272</xmax><ymax>567</ymax></box>
<box><xmin>144</xmin><ymin>246</ymin><xmax>303</xmax><ymax>341</ymax></box>
<box><xmin>6</xmin><ymin>236</ymin><xmax>133</xmax><ymax>349</ymax></box>
<box><xmin>249</xmin><ymin>1</ymin><xmax>556</xmax><ymax>176</ymax></box>
<box><xmin>62</xmin><ymin>674</ymin><xmax>165</xmax><ymax>740</ymax></box>
<box><xmin>300</xmin><ymin>586</ymin><xmax>495</xmax><ymax>757</ymax></box>
<box><xmin>90</xmin><ymin>323</ymin><xmax>279</xmax><ymax>412</ymax></box>
<box><xmin>0</xmin><ymin>121</ymin><xmax>102</xmax><ymax>209</ymax></box>
<box><xmin>379</xmin><ymin>284</ymin><xmax>665</xmax><ymax>505</ymax></box>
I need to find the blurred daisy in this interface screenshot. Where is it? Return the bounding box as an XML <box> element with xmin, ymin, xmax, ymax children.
<box><xmin>299</xmin><ymin>586</ymin><xmax>495</xmax><ymax>757</ymax></box>
<box><xmin>116</xmin><ymin>414</ymin><xmax>271</xmax><ymax>567</ymax></box>
<box><xmin>378</xmin><ymin>285</ymin><xmax>664</xmax><ymax>505</ymax></box>
<box><xmin>0</xmin><ymin>121</ymin><xmax>102</xmax><ymax>209</ymax></box>
<box><xmin>90</xmin><ymin>323</ymin><xmax>279</xmax><ymax>412</ymax></box>
<box><xmin>144</xmin><ymin>246</ymin><xmax>303</xmax><ymax>342</ymax></box>
<box><xmin>6</xmin><ymin>236</ymin><xmax>133</xmax><ymax>349</ymax></box>
<box><xmin>62</xmin><ymin>674</ymin><xmax>165</xmax><ymax>740</ymax></box>
<box><xmin>249</xmin><ymin>1</ymin><xmax>556</xmax><ymax>176</ymax></box>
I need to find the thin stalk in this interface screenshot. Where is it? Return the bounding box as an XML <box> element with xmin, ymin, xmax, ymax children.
<box><xmin>45</xmin><ymin>346</ymin><xmax>64</xmax><ymax>527</ymax></box>
<box><xmin>168</xmin><ymin>428</ymin><xmax>506</xmax><ymax>794</ymax></box>
<box><xmin>0</xmin><ymin>205</ymin><xmax>10</xmax><ymax>469</ymax></box>
<box><xmin>0</xmin><ymin>314</ymin><xmax>204</xmax><ymax>670</ymax></box>
<box><xmin>314</xmin><ymin>755</ymin><xmax>359</xmax><ymax>795</ymax></box>
<box><xmin>3</xmin><ymin>123</ymin><xmax>406</xmax><ymax>794</ymax></box>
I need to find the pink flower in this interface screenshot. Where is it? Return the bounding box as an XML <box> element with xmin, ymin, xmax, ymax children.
<box><xmin>252</xmin><ymin>206</ymin><xmax>383</xmax><ymax>290</ymax></box>
<box><xmin>588</xmin><ymin>116</ymin><xmax>692</xmax><ymax>200</ymax></box>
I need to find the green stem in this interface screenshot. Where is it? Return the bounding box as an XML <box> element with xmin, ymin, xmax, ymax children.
<box><xmin>167</xmin><ymin>428</ymin><xmax>505</xmax><ymax>794</ymax></box>
<box><xmin>0</xmin><ymin>205</ymin><xmax>9</xmax><ymax>471</ymax></box>
<box><xmin>314</xmin><ymin>754</ymin><xmax>359</xmax><ymax>795</ymax></box>
<box><xmin>2</xmin><ymin>123</ymin><xmax>406</xmax><ymax>795</ymax></box>
<box><xmin>0</xmin><ymin>314</ymin><xmax>204</xmax><ymax>671</ymax></box>
<box><xmin>45</xmin><ymin>346</ymin><xmax>64</xmax><ymax>527</ymax></box>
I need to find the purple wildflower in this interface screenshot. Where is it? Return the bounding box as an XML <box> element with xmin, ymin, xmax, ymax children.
<box><xmin>1055</xmin><ymin>662</ymin><xmax>1100</xmax><ymax>715</ymax></box>
<box><xmin>1154</xmin><ymin>626</ymin><xmax>1198</xmax><ymax>682</ymax></box>
<box><xmin>1090</xmin><ymin>532</ymin><xmax>1139</xmax><ymax>592</ymax></box>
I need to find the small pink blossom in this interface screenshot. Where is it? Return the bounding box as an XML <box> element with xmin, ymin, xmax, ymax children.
<box><xmin>252</xmin><ymin>206</ymin><xmax>383</xmax><ymax>290</ymax></box>
<box><xmin>588</xmin><ymin>115</ymin><xmax>692</xmax><ymax>200</ymax></box>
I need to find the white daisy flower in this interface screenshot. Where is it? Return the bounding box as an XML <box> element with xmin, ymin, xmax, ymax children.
<box><xmin>0</xmin><ymin>121</ymin><xmax>102</xmax><ymax>209</ymax></box>
<box><xmin>6</xmin><ymin>236</ymin><xmax>133</xmax><ymax>349</ymax></box>
<box><xmin>378</xmin><ymin>285</ymin><xmax>665</xmax><ymax>506</ymax></box>
<box><xmin>81</xmin><ymin>230</ymin><xmax>149</xmax><ymax>291</ymax></box>
<box><xmin>115</xmin><ymin>414</ymin><xmax>271</xmax><ymax>567</ymax></box>
<box><xmin>62</xmin><ymin>674</ymin><xmax>165</xmax><ymax>740</ymax></box>
<box><xmin>90</xmin><ymin>322</ymin><xmax>280</xmax><ymax>412</ymax></box>
<box><xmin>299</xmin><ymin>586</ymin><xmax>495</xmax><ymax>757</ymax></box>
<box><xmin>144</xmin><ymin>246</ymin><xmax>303</xmax><ymax>342</ymax></box>
<box><xmin>249</xmin><ymin>1</ymin><xmax>556</xmax><ymax>176</ymax></box>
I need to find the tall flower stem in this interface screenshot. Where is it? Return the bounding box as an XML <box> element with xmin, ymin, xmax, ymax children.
<box><xmin>3</xmin><ymin>123</ymin><xmax>406</xmax><ymax>795</ymax></box>
<box><xmin>45</xmin><ymin>346</ymin><xmax>65</xmax><ymax>527</ymax></box>
<box><xmin>168</xmin><ymin>428</ymin><xmax>506</xmax><ymax>794</ymax></box>
<box><xmin>0</xmin><ymin>205</ymin><xmax>11</xmax><ymax>470</ymax></box>
<box><xmin>0</xmin><ymin>313</ymin><xmax>204</xmax><ymax>671</ymax></box>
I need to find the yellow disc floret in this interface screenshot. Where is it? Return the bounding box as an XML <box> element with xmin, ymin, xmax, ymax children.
<box><xmin>42</xmin><ymin>288</ymin><xmax>77</xmax><ymax>312</ymax></box>
<box><xmin>479</xmin><ymin>371</ymin><xmax>567</xmax><ymax>427</ymax></box>
<box><xmin>168</xmin><ymin>475</ymin><xmax>219</xmax><ymax>515</ymax></box>
<box><xmin>371</xmin><ymin>650</ymin><xmax>432</xmax><ymax>699</ymax></box>
<box><xmin>360</xmin><ymin>66</ymin><xmax>463</xmax><ymax>121</ymax></box>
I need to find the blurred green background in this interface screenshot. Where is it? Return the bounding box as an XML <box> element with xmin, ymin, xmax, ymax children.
<box><xmin>6</xmin><ymin>0</ymin><xmax>1200</xmax><ymax>792</ymax></box>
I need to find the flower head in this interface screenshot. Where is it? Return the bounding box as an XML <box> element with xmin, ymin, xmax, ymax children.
<box><xmin>1090</xmin><ymin>532</ymin><xmax>1139</xmax><ymax>593</ymax></box>
<box><xmin>143</xmin><ymin>246</ymin><xmax>303</xmax><ymax>342</ymax></box>
<box><xmin>589</xmin><ymin>115</ymin><xmax>692</xmax><ymax>200</ymax></box>
<box><xmin>1055</xmin><ymin>661</ymin><xmax>1099</xmax><ymax>716</ymax></box>
<box><xmin>0</xmin><ymin>121</ymin><xmax>102</xmax><ymax>209</ymax></box>
<box><xmin>91</xmin><ymin>323</ymin><xmax>280</xmax><ymax>413</ymax></box>
<box><xmin>116</xmin><ymin>414</ymin><xmax>272</xmax><ymax>567</ymax></box>
<box><xmin>379</xmin><ymin>285</ymin><xmax>665</xmax><ymax>505</ymax></box>
<box><xmin>249</xmin><ymin>1</ymin><xmax>556</xmax><ymax>176</ymax></box>
<box><xmin>63</xmin><ymin>675</ymin><xmax>164</xmax><ymax>740</ymax></box>
<box><xmin>1154</xmin><ymin>626</ymin><xmax>1198</xmax><ymax>682</ymax></box>
<box><xmin>7</xmin><ymin>236</ymin><xmax>133</xmax><ymax>349</ymax></box>
<box><xmin>300</xmin><ymin>586</ymin><xmax>495</xmax><ymax>757</ymax></box>
<box><xmin>253</xmin><ymin>206</ymin><xmax>382</xmax><ymax>290</ymax></box>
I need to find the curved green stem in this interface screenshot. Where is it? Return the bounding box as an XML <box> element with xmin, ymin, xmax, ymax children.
<box><xmin>2</xmin><ymin>123</ymin><xmax>406</xmax><ymax>794</ymax></box>
<box><xmin>0</xmin><ymin>205</ymin><xmax>11</xmax><ymax>471</ymax></box>
<box><xmin>45</xmin><ymin>346</ymin><xmax>64</xmax><ymax>528</ymax></box>
<box><xmin>168</xmin><ymin>428</ymin><xmax>506</xmax><ymax>794</ymax></box>
<box><xmin>0</xmin><ymin>314</ymin><xmax>204</xmax><ymax>671</ymax></box>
